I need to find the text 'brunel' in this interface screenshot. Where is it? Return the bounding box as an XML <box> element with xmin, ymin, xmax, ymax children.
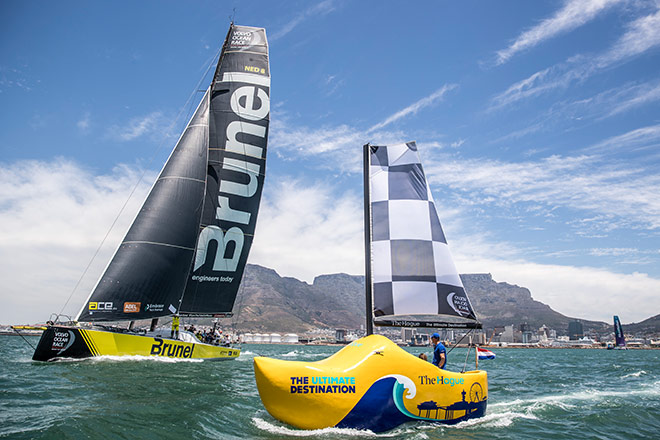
<box><xmin>193</xmin><ymin>72</ymin><xmax>270</xmax><ymax>278</ymax></box>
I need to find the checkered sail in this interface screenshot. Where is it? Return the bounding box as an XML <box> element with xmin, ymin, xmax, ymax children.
<box><xmin>367</xmin><ymin>142</ymin><xmax>478</xmax><ymax>326</ymax></box>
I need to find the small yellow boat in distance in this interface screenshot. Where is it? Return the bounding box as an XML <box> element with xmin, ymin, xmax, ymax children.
<box><xmin>254</xmin><ymin>334</ymin><xmax>487</xmax><ymax>432</ymax></box>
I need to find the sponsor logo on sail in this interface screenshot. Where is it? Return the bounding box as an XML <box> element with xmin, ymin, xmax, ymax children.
<box><xmin>231</xmin><ymin>30</ymin><xmax>253</xmax><ymax>47</ymax></box>
<box><xmin>145</xmin><ymin>304</ymin><xmax>164</xmax><ymax>312</ymax></box>
<box><xmin>447</xmin><ymin>292</ymin><xmax>472</xmax><ymax>317</ymax></box>
<box><xmin>191</xmin><ymin>275</ymin><xmax>233</xmax><ymax>283</ymax></box>
<box><xmin>244</xmin><ymin>65</ymin><xmax>266</xmax><ymax>75</ymax></box>
<box><xmin>123</xmin><ymin>302</ymin><xmax>141</xmax><ymax>313</ymax></box>
<box><xmin>192</xmin><ymin>67</ymin><xmax>270</xmax><ymax>280</ymax></box>
<box><xmin>88</xmin><ymin>301</ymin><xmax>114</xmax><ymax>311</ymax></box>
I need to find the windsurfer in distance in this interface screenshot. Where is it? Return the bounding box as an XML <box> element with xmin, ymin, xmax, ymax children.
<box><xmin>431</xmin><ymin>333</ymin><xmax>447</xmax><ymax>369</ymax></box>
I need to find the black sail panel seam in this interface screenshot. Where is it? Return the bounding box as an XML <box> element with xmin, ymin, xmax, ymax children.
<box><xmin>157</xmin><ymin>176</ymin><xmax>206</xmax><ymax>183</ymax></box>
<box><xmin>121</xmin><ymin>241</ymin><xmax>196</xmax><ymax>251</ymax></box>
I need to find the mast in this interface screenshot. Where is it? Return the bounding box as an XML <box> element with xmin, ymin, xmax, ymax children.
<box><xmin>363</xmin><ymin>143</ymin><xmax>374</xmax><ymax>336</ymax></box>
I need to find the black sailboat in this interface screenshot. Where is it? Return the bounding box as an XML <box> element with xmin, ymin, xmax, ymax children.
<box><xmin>28</xmin><ymin>23</ymin><xmax>270</xmax><ymax>361</ymax></box>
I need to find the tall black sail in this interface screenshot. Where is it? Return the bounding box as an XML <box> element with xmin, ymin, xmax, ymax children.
<box><xmin>77</xmin><ymin>91</ymin><xmax>210</xmax><ymax>322</ymax></box>
<box><xmin>180</xmin><ymin>25</ymin><xmax>270</xmax><ymax>315</ymax></box>
<box><xmin>365</xmin><ymin>142</ymin><xmax>481</xmax><ymax>329</ymax></box>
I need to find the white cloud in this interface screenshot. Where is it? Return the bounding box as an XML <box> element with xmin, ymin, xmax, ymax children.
<box><xmin>270</xmin><ymin>84</ymin><xmax>457</xmax><ymax>172</ymax></box>
<box><xmin>2</xmin><ymin>158</ymin><xmax>657</xmax><ymax>326</ymax></box>
<box><xmin>455</xmin><ymin>256</ymin><xmax>660</xmax><ymax>323</ymax></box>
<box><xmin>367</xmin><ymin>84</ymin><xmax>457</xmax><ymax>132</ymax></box>
<box><xmin>585</xmin><ymin>123</ymin><xmax>660</xmax><ymax>153</ymax></box>
<box><xmin>0</xmin><ymin>160</ymin><xmax>153</xmax><ymax>324</ymax></box>
<box><xmin>106</xmin><ymin>111</ymin><xmax>169</xmax><ymax>142</ymax></box>
<box><xmin>492</xmin><ymin>7</ymin><xmax>660</xmax><ymax>108</ymax></box>
<box><xmin>270</xmin><ymin>0</ymin><xmax>337</xmax><ymax>41</ymax></box>
<box><xmin>249</xmin><ymin>178</ymin><xmax>363</xmax><ymax>283</ymax></box>
<box><xmin>77</xmin><ymin>111</ymin><xmax>91</xmax><ymax>133</ymax></box>
<box><xmin>423</xmin><ymin>154</ymin><xmax>660</xmax><ymax>230</ymax></box>
<box><xmin>601</xmin><ymin>79</ymin><xmax>660</xmax><ymax>117</ymax></box>
<box><xmin>495</xmin><ymin>0</ymin><xmax>623</xmax><ymax>65</ymax></box>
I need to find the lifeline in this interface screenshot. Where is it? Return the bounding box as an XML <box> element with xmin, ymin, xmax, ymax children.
<box><xmin>290</xmin><ymin>385</ymin><xmax>356</xmax><ymax>394</ymax></box>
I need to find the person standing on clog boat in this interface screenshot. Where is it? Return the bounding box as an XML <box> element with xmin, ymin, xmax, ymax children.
<box><xmin>431</xmin><ymin>333</ymin><xmax>447</xmax><ymax>369</ymax></box>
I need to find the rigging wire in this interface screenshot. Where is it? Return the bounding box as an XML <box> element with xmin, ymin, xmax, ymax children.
<box><xmin>12</xmin><ymin>328</ymin><xmax>36</xmax><ymax>351</ymax></box>
<box><xmin>58</xmin><ymin>47</ymin><xmax>222</xmax><ymax>321</ymax></box>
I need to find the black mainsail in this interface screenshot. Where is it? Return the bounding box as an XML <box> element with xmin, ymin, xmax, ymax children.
<box><xmin>76</xmin><ymin>24</ymin><xmax>269</xmax><ymax>322</ymax></box>
<box><xmin>364</xmin><ymin>142</ymin><xmax>480</xmax><ymax>330</ymax></box>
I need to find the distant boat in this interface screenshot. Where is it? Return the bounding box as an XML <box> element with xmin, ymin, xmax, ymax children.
<box><xmin>23</xmin><ymin>23</ymin><xmax>270</xmax><ymax>361</ymax></box>
<box><xmin>254</xmin><ymin>142</ymin><xmax>488</xmax><ymax>432</ymax></box>
<box><xmin>607</xmin><ymin>315</ymin><xmax>627</xmax><ymax>350</ymax></box>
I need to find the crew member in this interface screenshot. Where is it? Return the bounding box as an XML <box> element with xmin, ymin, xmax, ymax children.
<box><xmin>171</xmin><ymin>315</ymin><xmax>180</xmax><ymax>339</ymax></box>
<box><xmin>431</xmin><ymin>332</ymin><xmax>447</xmax><ymax>369</ymax></box>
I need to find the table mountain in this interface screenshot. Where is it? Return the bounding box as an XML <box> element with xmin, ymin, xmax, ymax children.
<box><xmin>228</xmin><ymin>265</ymin><xmax>611</xmax><ymax>334</ymax></box>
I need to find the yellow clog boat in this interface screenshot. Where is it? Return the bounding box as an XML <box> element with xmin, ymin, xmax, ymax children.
<box><xmin>254</xmin><ymin>142</ymin><xmax>488</xmax><ymax>431</ymax></box>
<box><xmin>255</xmin><ymin>334</ymin><xmax>487</xmax><ymax>432</ymax></box>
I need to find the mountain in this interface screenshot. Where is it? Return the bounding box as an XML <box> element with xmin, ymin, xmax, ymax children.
<box><xmin>228</xmin><ymin>265</ymin><xmax>613</xmax><ymax>334</ymax></box>
<box><xmin>623</xmin><ymin>314</ymin><xmax>660</xmax><ymax>334</ymax></box>
<box><xmin>460</xmin><ymin>273</ymin><xmax>609</xmax><ymax>333</ymax></box>
<box><xmin>230</xmin><ymin>265</ymin><xmax>364</xmax><ymax>333</ymax></box>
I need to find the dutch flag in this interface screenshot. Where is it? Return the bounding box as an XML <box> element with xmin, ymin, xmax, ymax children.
<box><xmin>477</xmin><ymin>347</ymin><xmax>496</xmax><ymax>360</ymax></box>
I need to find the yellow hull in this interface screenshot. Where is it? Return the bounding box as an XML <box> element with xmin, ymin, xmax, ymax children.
<box><xmin>254</xmin><ymin>334</ymin><xmax>487</xmax><ymax>432</ymax></box>
<box><xmin>32</xmin><ymin>326</ymin><xmax>240</xmax><ymax>361</ymax></box>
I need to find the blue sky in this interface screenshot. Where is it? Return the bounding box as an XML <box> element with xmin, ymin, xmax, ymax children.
<box><xmin>2</xmin><ymin>0</ymin><xmax>660</xmax><ymax>325</ymax></box>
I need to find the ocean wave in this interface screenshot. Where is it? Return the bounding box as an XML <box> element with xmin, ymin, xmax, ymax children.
<box><xmin>251</xmin><ymin>416</ymin><xmax>428</xmax><ymax>438</ymax></box>
<box><xmin>622</xmin><ymin>370</ymin><xmax>646</xmax><ymax>378</ymax></box>
<box><xmin>490</xmin><ymin>380</ymin><xmax>660</xmax><ymax>415</ymax></box>
<box><xmin>253</xmin><ymin>417</ymin><xmax>379</xmax><ymax>437</ymax></box>
<box><xmin>282</xmin><ymin>350</ymin><xmax>299</xmax><ymax>357</ymax></box>
<box><xmin>87</xmin><ymin>355</ymin><xmax>203</xmax><ymax>363</ymax></box>
<box><xmin>449</xmin><ymin>409</ymin><xmax>538</xmax><ymax>429</ymax></box>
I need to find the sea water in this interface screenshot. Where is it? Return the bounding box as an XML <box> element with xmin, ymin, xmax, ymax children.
<box><xmin>1</xmin><ymin>335</ymin><xmax>658</xmax><ymax>439</ymax></box>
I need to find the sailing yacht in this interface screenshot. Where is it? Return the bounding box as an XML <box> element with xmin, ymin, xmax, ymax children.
<box><xmin>27</xmin><ymin>23</ymin><xmax>270</xmax><ymax>361</ymax></box>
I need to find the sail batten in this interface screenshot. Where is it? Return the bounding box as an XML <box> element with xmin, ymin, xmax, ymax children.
<box><xmin>366</xmin><ymin>142</ymin><xmax>480</xmax><ymax>329</ymax></box>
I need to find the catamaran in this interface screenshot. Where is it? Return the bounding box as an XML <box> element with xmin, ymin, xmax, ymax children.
<box><xmin>254</xmin><ymin>142</ymin><xmax>487</xmax><ymax>432</ymax></box>
<box><xmin>22</xmin><ymin>23</ymin><xmax>270</xmax><ymax>361</ymax></box>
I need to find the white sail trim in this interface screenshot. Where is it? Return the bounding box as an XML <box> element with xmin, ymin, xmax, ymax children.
<box><xmin>221</xmin><ymin>72</ymin><xmax>270</xmax><ymax>87</ymax></box>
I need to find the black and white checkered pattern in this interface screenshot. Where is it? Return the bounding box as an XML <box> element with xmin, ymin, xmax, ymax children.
<box><xmin>369</xmin><ymin>142</ymin><xmax>477</xmax><ymax>321</ymax></box>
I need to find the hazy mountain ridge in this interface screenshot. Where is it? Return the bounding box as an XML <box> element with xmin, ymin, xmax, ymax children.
<box><xmin>230</xmin><ymin>265</ymin><xmax>651</xmax><ymax>334</ymax></box>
